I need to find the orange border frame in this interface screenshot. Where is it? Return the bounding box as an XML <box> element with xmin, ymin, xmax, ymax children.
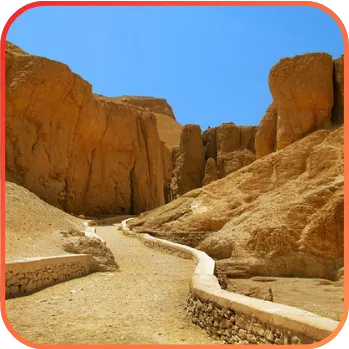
<box><xmin>0</xmin><ymin>1</ymin><xmax>348</xmax><ymax>348</ymax></box>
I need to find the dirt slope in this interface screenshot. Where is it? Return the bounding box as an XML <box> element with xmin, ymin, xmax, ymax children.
<box><xmin>5</xmin><ymin>181</ymin><xmax>83</xmax><ymax>261</ymax></box>
<box><xmin>5</xmin><ymin>181</ymin><xmax>118</xmax><ymax>270</ymax></box>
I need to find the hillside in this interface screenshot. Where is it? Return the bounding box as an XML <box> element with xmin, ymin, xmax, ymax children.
<box><xmin>5</xmin><ymin>181</ymin><xmax>82</xmax><ymax>260</ymax></box>
<box><xmin>129</xmin><ymin>126</ymin><xmax>344</xmax><ymax>280</ymax></box>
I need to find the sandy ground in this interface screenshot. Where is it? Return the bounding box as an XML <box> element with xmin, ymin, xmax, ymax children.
<box><xmin>228</xmin><ymin>277</ymin><xmax>344</xmax><ymax>321</ymax></box>
<box><xmin>5</xmin><ymin>182</ymin><xmax>84</xmax><ymax>261</ymax></box>
<box><xmin>5</xmin><ymin>225</ymin><xmax>221</xmax><ymax>345</ymax></box>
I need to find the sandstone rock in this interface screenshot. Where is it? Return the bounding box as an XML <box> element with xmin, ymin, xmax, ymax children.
<box><xmin>116</xmin><ymin>96</ymin><xmax>176</xmax><ymax>120</ymax></box>
<box><xmin>217</xmin><ymin>149</ymin><xmax>256</xmax><ymax>178</ymax></box>
<box><xmin>202</xmin><ymin>127</ymin><xmax>217</xmax><ymax>160</ymax></box>
<box><xmin>171</xmin><ymin>125</ymin><xmax>205</xmax><ymax>196</ymax></box>
<box><xmin>269</xmin><ymin>53</ymin><xmax>334</xmax><ymax>150</ymax></box>
<box><xmin>100</xmin><ymin>95</ymin><xmax>183</xmax><ymax>149</ymax></box>
<box><xmin>337</xmin><ymin>268</ymin><xmax>344</xmax><ymax>283</ymax></box>
<box><xmin>246</xmin><ymin>334</ymin><xmax>257</xmax><ymax>344</ymax></box>
<box><xmin>202</xmin><ymin>158</ymin><xmax>218</xmax><ymax>186</ymax></box>
<box><xmin>130</xmin><ymin>127</ymin><xmax>344</xmax><ymax>279</ymax></box>
<box><xmin>171</xmin><ymin>146</ymin><xmax>180</xmax><ymax>163</ymax></box>
<box><xmin>160</xmin><ymin>141</ymin><xmax>173</xmax><ymax>184</ymax></box>
<box><xmin>240</xmin><ymin>126</ymin><xmax>257</xmax><ymax>153</ymax></box>
<box><xmin>216</xmin><ymin>123</ymin><xmax>241</xmax><ymax>153</ymax></box>
<box><xmin>238</xmin><ymin>329</ymin><xmax>247</xmax><ymax>340</ymax></box>
<box><xmin>291</xmin><ymin>336</ymin><xmax>301</xmax><ymax>345</ymax></box>
<box><xmin>63</xmin><ymin>235</ymin><xmax>118</xmax><ymax>271</ymax></box>
<box><xmin>10</xmin><ymin>285</ymin><xmax>19</xmax><ymax>295</ymax></box>
<box><xmin>332</xmin><ymin>55</ymin><xmax>344</xmax><ymax>125</ymax></box>
<box><xmin>5</xmin><ymin>42</ymin><xmax>168</xmax><ymax>215</ymax></box>
<box><xmin>255</xmin><ymin>103</ymin><xmax>277</xmax><ymax>158</ymax></box>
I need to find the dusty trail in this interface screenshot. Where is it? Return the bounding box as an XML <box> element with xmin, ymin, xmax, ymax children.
<box><xmin>5</xmin><ymin>224</ymin><xmax>221</xmax><ymax>344</ymax></box>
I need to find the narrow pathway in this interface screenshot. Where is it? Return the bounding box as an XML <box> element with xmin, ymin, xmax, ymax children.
<box><xmin>5</xmin><ymin>224</ymin><xmax>221</xmax><ymax>344</ymax></box>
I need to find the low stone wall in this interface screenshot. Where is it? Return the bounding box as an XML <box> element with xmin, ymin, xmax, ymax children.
<box><xmin>187</xmin><ymin>294</ymin><xmax>311</xmax><ymax>344</ymax></box>
<box><xmin>122</xmin><ymin>219</ymin><xmax>340</xmax><ymax>345</ymax></box>
<box><xmin>5</xmin><ymin>254</ymin><xmax>99</xmax><ymax>299</ymax></box>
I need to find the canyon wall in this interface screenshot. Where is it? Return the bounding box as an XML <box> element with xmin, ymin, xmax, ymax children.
<box><xmin>5</xmin><ymin>42</ymin><xmax>178</xmax><ymax>215</ymax></box>
<box><xmin>172</xmin><ymin>52</ymin><xmax>344</xmax><ymax>196</ymax></box>
<box><xmin>129</xmin><ymin>51</ymin><xmax>344</xmax><ymax>279</ymax></box>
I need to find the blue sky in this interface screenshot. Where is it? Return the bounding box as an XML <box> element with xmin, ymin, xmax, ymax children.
<box><xmin>6</xmin><ymin>5</ymin><xmax>344</xmax><ymax>130</ymax></box>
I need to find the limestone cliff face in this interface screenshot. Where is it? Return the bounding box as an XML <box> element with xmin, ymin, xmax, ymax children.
<box><xmin>215</xmin><ymin>123</ymin><xmax>257</xmax><ymax>178</ymax></box>
<box><xmin>129</xmin><ymin>126</ymin><xmax>344</xmax><ymax>280</ymax></box>
<box><xmin>5</xmin><ymin>42</ymin><xmax>167</xmax><ymax>215</ymax></box>
<box><xmin>202</xmin><ymin>157</ymin><xmax>218</xmax><ymax>186</ymax></box>
<box><xmin>171</xmin><ymin>125</ymin><xmax>205</xmax><ymax>197</ymax></box>
<box><xmin>255</xmin><ymin>52</ymin><xmax>343</xmax><ymax>158</ymax></box>
<box><xmin>255</xmin><ymin>103</ymin><xmax>277</xmax><ymax>159</ymax></box>
<box><xmin>168</xmin><ymin>52</ymin><xmax>344</xmax><ymax>199</ymax></box>
<box><xmin>332</xmin><ymin>55</ymin><xmax>344</xmax><ymax>125</ymax></box>
<box><xmin>109</xmin><ymin>96</ymin><xmax>183</xmax><ymax>149</ymax></box>
<box><xmin>269</xmin><ymin>53</ymin><xmax>334</xmax><ymax>150</ymax></box>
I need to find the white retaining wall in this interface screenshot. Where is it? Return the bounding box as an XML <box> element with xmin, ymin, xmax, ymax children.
<box><xmin>5</xmin><ymin>254</ymin><xmax>99</xmax><ymax>298</ymax></box>
<box><xmin>121</xmin><ymin>219</ymin><xmax>340</xmax><ymax>345</ymax></box>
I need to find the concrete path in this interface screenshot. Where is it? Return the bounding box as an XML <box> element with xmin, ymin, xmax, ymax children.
<box><xmin>5</xmin><ymin>224</ymin><xmax>221</xmax><ymax>344</ymax></box>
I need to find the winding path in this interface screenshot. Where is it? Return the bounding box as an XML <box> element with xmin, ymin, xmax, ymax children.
<box><xmin>5</xmin><ymin>224</ymin><xmax>221</xmax><ymax>344</ymax></box>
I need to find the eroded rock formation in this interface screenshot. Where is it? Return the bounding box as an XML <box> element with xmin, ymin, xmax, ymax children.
<box><xmin>171</xmin><ymin>124</ymin><xmax>205</xmax><ymax>197</ymax></box>
<box><xmin>5</xmin><ymin>42</ymin><xmax>176</xmax><ymax>215</ymax></box>
<box><xmin>269</xmin><ymin>53</ymin><xmax>334</xmax><ymax>150</ymax></box>
<box><xmin>111</xmin><ymin>96</ymin><xmax>183</xmax><ymax>149</ymax></box>
<box><xmin>332</xmin><ymin>55</ymin><xmax>344</xmax><ymax>125</ymax></box>
<box><xmin>255</xmin><ymin>103</ymin><xmax>278</xmax><ymax>159</ymax></box>
<box><xmin>129</xmin><ymin>126</ymin><xmax>344</xmax><ymax>280</ymax></box>
<box><xmin>202</xmin><ymin>157</ymin><xmax>218</xmax><ymax>186</ymax></box>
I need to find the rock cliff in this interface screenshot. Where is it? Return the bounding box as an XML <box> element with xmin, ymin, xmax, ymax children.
<box><xmin>173</xmin><ymin>52</ymin><xmax>344</xmax><ymax>195</ymax></box>
<box><xmin>171</xmin><ymin>125</ymin><xmax>205</xmax><ymax>197</ymax></box>
<box><xmin>5</xmin><ymin>42</ymin><xmax>177</xmax><ymax>215</ymax></box>
<box><xmin>129</xmin><ymin>126</ymin><xmax>344</xmax><ymax>280</ymax></box>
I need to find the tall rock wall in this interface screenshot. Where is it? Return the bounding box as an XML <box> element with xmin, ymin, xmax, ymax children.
<box><xmin>332</xmin><ymin>55</ymin><xmax>344</xmax><ymax>125</ymax></box>
<box><xmin>255</xmin><ymin>52</ymin><xmax>344</xmax><ymax>158</ymax></box>
<box><xmin>171</xmin><ymin>125</ymin><xmax>205</xmax><ymax>197</ymax></box>
<box><xmin>5</xmin><ymin>42</ymin><xmax>166</xmax><ymax>215</ymax></box>
<box><xmin>268</xmin><ymin>53</ymin><xmax>334</xmax><ymax>151</ymax></box>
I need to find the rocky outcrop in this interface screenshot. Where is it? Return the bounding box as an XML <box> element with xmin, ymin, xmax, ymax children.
<box><xmin>62</xmin><ymin>229</ymin><xmax>118</xmax><ymax>271</ymax></box>
<box><xmin>332</xmin><ymin>55</ymin><xmax>344</xmax><ymax>125</ymax></box>
<box><xmin>171</xmin><ymin>125</ymin><xmax>205</xmax><ymax>197</ymax></box>
<box><xmin>202</xmin><ymin>157</ymin><xmax>218</xmax><ymax>186</ymax></box>
<box><xmin>177</xmin><ymin>123</ymin><xmax>258</xmax><ymax>193</ymax></box>
<box><xmin>111</xmin><ymin>96</ymin><xmax>183</xmax><ymax>149</ymax></box>
<box><xmin>215</xmin><ymin>124</ymin><xmax>257</xmax><ymax>178</ymax></box>
<box><xmin>5</xmin><ymin>42</ymin><xmax>168</xmax><ymax>215</ymax></box>
<box><xmin>255</xmin><ymin>104</ymin><xmax>278</xmax><ymax>159</ymax></box>
<box><xmin>114</xmin><ymin>96</ymin><xmax>176</xmax><ymax>120</ymax></box>
<box><xmin>160</xmin><ymin>141</ymin><xmax>173</xmax><ymax>184</ymax></box>
<box><xmin>202</xmin><ymin>127</ymin><xmax>217</xmax><ymax>161</ymax></box>
<box><xmin>217</xmin><ymin>149</ymin><xmax>256</xmax><ymax>178</ymax></box>
<box><xmin>129</xmin><ymin>126</ymin><xmax>344</xmax><ymax>280</ymax></box>
<box><xmin>216</xmin><ymin>123</ymin><xmax>241</xmax><ymax>153</ymax></box>
<box><xmin>269</xmin><ymin>53</ymin><xmax>334</xmax><ymax>150</ymax></box>
<box><xmin>169</xmin><ymin>53</ymin><xmax>342</xmax><ymax>199</ymax></box>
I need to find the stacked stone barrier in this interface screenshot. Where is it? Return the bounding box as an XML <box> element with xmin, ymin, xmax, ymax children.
<box><xmin>5</xmin><ymin>254</ymin><xmax>99</xmax><ymax>298</ymax></box>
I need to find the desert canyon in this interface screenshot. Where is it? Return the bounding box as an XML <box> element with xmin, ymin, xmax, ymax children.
<box><xmin>4</xmin><ymin>41</ymin><xmax>345</xmax><ymax>345</ymax></box>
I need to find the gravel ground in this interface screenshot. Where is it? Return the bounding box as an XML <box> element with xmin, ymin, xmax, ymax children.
<box><xmin>5</xmin><ymin>224</ymin><xmax>221</xmax><ymax>345</ymax></box>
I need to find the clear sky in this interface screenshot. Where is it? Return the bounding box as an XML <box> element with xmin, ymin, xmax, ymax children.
<box><xmin>6</xmin><ymin>5</ymin><xmax>344</xmax><ymax>130</ymax></box>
